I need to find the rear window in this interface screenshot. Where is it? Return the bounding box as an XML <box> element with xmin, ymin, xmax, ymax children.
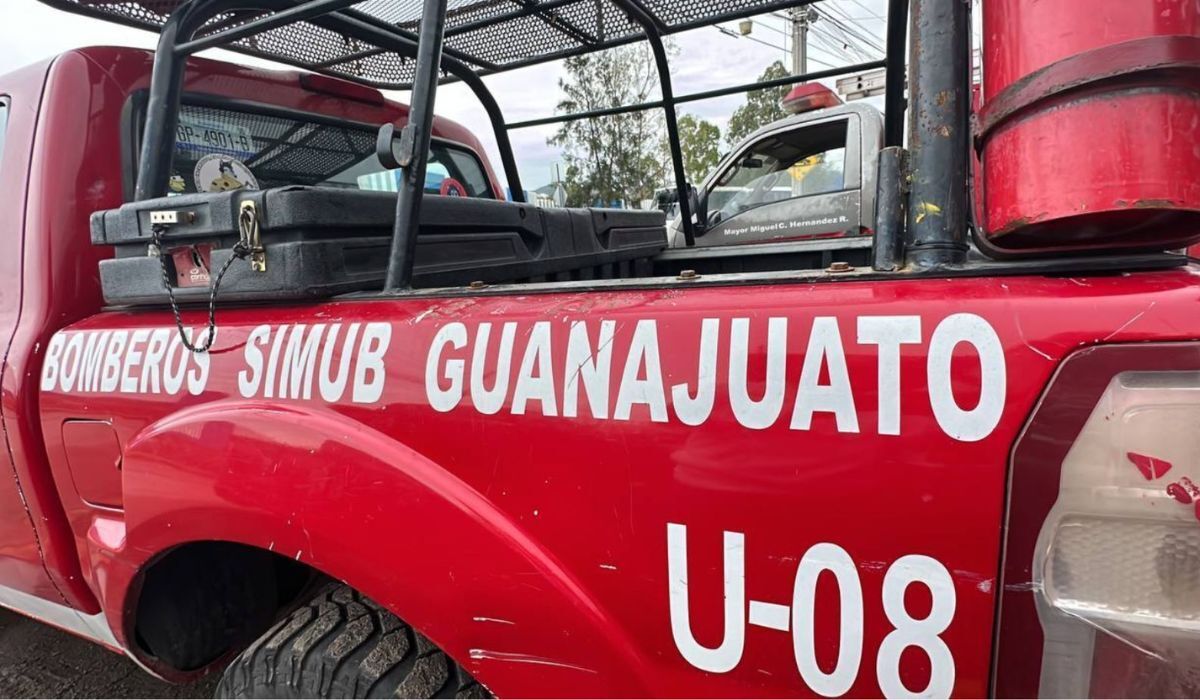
<box><xmin>158</xmin><ymin>101</ymin><xmax>494</xmax><ymax>198</ymax></box>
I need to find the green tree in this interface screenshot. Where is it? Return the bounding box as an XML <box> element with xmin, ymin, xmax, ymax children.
<box><xmin>725</xmin><ymin>60</ymin><xmax>791</xmax><ymax>148</ymax></box>
<box><xmin>548</xmin><ymin>44</ymin><xmax>669</xmax><ymax>207</ymax></box>
<box><xmin>677</xmin><ymin>114</ymin><xmax>722</xmax><ymax>183</ymax></box>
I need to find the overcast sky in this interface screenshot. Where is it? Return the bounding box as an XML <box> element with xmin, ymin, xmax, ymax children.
<box><xmin>1</xmin><ymin>0</ymin><xmax>890</xmax><ymax>190</ymax></box>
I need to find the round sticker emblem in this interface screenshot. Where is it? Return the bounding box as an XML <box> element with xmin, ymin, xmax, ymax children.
<box><xmin>194</xmin><ymin>154</ymin><xmax>259</xmax><ymax>193</ymax></box>
<box><xmin>440</xmin><ymin>177</ymin><xmax>467</xmax><ymax>197</ymax></box>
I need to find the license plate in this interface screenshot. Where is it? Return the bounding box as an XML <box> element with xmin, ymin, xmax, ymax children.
<box><xmin>175</xmin><ymin>116</ymin><xmax>255</xmax><ymax>158</ymax></box>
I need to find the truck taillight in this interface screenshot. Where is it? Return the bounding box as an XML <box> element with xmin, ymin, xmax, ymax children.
<box><xmin>1036</xmin><ymin>371</ymin><xmax>1200</xmax><ymax>696</ymax></box>
<box><xmin>996</xmin><ymin>346</ymin><xmax>1200</xmax><ymax>698</ymax></box>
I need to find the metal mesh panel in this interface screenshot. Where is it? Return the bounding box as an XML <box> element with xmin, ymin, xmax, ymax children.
<box><xmin>439</xmin><ymin>0</ymin><xmax>640</xmax><ymax>68</ymax></box>
<box><xmin>173</xmin><ymin>103</ymin><xmax>377</xmax><ymax>190</ymax></box>
<box><xmin>360</xmin><ymin>0</ymin><xmax>503</xmax><ymax>25</ymax></box>
<box><xmin>321</xmin><ymin>50</ymin><xmax>421</xmax><ymax>83</ymax></box>
<box><xmin>197</xmin><ymin>7</ymin><xmax>425</xmax><ymax>85</ymax></box>
<box><xmin>41</xmin><ymin>0</ymin><xmax>804</xmax><ymax>87</ymax></box>
<box><xmin>170</xmin><ymin>102</ymin><xmax>494</xmax><ymax>194</ymax></box>
<box><xmin>640</xmin><ymin>0</ymin><xmax>792</xmax><ymax>28</ymax></box>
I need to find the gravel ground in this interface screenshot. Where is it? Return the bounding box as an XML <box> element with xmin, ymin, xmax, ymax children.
<box><xmin>0</xmin><ymin>609</ymin><xmax>218</xmax><ymax>698</ymax></box>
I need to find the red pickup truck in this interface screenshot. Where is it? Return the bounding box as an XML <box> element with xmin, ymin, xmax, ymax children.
<box><xmin>4</xmin><ymin>0</ymin><xmax>1200</xmax><ymax>698</ymax></box>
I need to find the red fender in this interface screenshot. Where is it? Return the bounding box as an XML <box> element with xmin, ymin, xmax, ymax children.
<box><xmin>101</xmin><ymin>401</ymin><xmax>651</xmax><ymax>696</ymax></box>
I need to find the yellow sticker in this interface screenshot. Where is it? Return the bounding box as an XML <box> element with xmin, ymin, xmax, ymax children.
<box><xmin>788</xmin><ymin>154</ymin><xmax>824</xmax><ymax>182</ymax></box>
<box><xmin>914</xmin><ymin>201</ymin><xmax>943</xmax><ymax>224</ymax></box>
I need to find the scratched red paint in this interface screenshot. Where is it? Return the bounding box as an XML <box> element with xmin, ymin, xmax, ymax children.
<box><xmin>1122</xmin><ymin>454</ymin><xmax>1200</xmax><ymax>521</ymax></box>
<box><xmin>1161</xmin><ymin>476</ymin><xmax>1200</xmax><ymax>522</ymax></box>
<box><xmin>1167</xmin><ymin>482</ymin><xmax>1193</xmax><ymax>505</ymax></box>
<box><xmin>1127</xmin><ymin>452</ymin><xmax>1172</xmax><ymax>481</ymax></box>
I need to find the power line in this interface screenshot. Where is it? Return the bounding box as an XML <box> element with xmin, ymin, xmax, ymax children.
<box><xmin>713</xmin><ymin>2</ymin><xmax>894</xmax><ymax>75</ymax></box>
<box><xmin>778</xmin><ymin>21</ymin><xmax>853</xmax><ymax>68</ymax></box>
<box><xmin>820</xmin><ymin>7</ymin><xmax>886</xmax><ymax>55</ymax></box>
<box><xmin>768</xmin><ymin>3</ymin><xmax>886</xmax><ymax>58</ymax></box>
<box><xmin>811</xmin><ymin>24</ymin><xmax>874</xmax><ymax>61</ymax></box>
<box><xmin>770</xmin><ymin>9</ymin><xmax>872</xmax><ymax>67</ymax></box>
<box><xmin>716</xmin><ymin>24</ymin><xmax>842</xmax><ymax>69</ymax></box>
<box><xmin>846</xmin><ymin>0</ymin><xmax>886</xmax><ymax>23</ymax></box>
<box><xmin>716</xmin><ymin>18</ymin><xmax>845</xmax><ymax>70</ymax></box>
<box><xmin>808</xmin><ymin>27</ymin><xmax>864</xmax><ymax>63</ymax></box>
<box><xmin>743</xmin><ymin>18</ymin><xmax>790</xmax><ymax>37</ymax></box>
<box><xmin>810</xmin><ymin>20</ymin><xmax>874</xmax><ymax>61</ymax></box>
<box><xmin>716</xmin><ymin>25</ymin><xmax>788</xmax><ymax>52</ymax></box>
<box><xmin>821</xmin><ymin>4</ymin><xmax>886</xmax><ymax>49</ymax></box>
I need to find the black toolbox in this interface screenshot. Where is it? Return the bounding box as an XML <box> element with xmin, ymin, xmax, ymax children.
<box><xmin>91</xmin><ymin>187</ymin><xmax>668</xmax><ymax>306</ymax></box>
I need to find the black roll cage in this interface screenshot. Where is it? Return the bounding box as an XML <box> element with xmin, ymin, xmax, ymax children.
<box><xmin>122</xmin><ymin>89</ymin><xmax>497</xmax><ymax>199</ymax></box>
<box><xmin>44</xmin><ymin>0</ymin><xmax>984</xmax><ymax>289</ymax></box>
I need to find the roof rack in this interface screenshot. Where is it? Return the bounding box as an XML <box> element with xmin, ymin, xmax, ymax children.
<box><xmin>42</xmin><ymin>0</ymin><xmax>970</xmax><ymax>288</ymax></box>
<box><xmin>43</xmin><ymin>1</ymin><xmax>866</xmax><ymax>88</ymax></box>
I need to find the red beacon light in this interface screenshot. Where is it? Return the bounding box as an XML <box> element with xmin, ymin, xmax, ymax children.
<box><xmin>781</xmin><ymin>83</ymin><xmax>842</xmax><ymax>115</ymax></box>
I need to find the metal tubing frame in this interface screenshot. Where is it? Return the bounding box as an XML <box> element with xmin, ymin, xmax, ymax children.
<box><xmin>128</xmin><ymin>0</ymin><xmax>861</xmax><ymax>209</ymax></box>
<box><xmin>505</xmin><ymin>59</ymin><xmax>886</xmax><ymax>130</ymax></box>
<box><xmin>306</xmin><ymin>0</ymin><xmax>592</xmax><ymax>75</ymax></box>
<box><xmin>511</xmin><ymin>0</ymin><xmax>599</xmax><ymax>45</ymax></box>
<box><xmin>453</xmin><ymin>69</ymin><xmax>526</xmax><ymax>201</ymax></box>
<box><xmin>174</xmin><ymin>0</ymin><xmax>362</xmax><ymax>54</ymax></box>
<box><xmin>609</xmin><ymin>0</ymin><xmax>694</xmax><ymax>245</ymax></box>
<box><xmin>333</xmin><ymin>8</ymin><xmax>501</xmax><ymax>71</ymax></box>
<box><xmin>127</xmin><ymin>0</ymin><xmax>938</xmax><ymax>288</ymax></box>
<box><xmin>883</xmin><ymin>0</ymin><xmax>908</xmax><ymax>147</ymax></box>
<box><xmin>344</xmin><ymin>0</ymin><xmax>814</xmax><ymax>81</ymax></box>
<box><xmin>872</xmin><ymin>146</ymin><xmax>906</xmax><ymax>271</ymax></box>
<box><xmin>384</xmin><ymin>0</ymin><xmax>448</xmax><ymax>290</ymax></box>
<box><xmin>135</xmin><ymin>0</ymin><xmax>253</xmax><ymax>200</ymax></box>
<box><xmin>314</xmin><ymin>10</ymin><xmax>526</xmax><ymax>200</ymax></box>
<box><xmin>903</xmin><ymin>0</ymin><xmax>969</xmax><ymax>269</ymax></box>
<box><xmin>49</xmin><ymin>0</ymin><xmax>833</xmax><ymax>89</ymax></box>
<box><xmin>134</xmin><ymin>14</ymin><xmax>189</xmax><ymax>201</ymax></box>
<box><xmin>134</xmin><ymin>0</ymin><xmax>524</xmax><ymax>205</ymax></box>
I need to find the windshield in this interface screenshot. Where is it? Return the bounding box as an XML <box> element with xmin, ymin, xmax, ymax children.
<box><xmin>160</xmin><ymin>101</ymin><xmax>494</xmax><ymax>198</ymax></box>
<box><xmin>711</xmin><ymin>119</ymin><xmax>848</xmax><ymax>223</ymax></box>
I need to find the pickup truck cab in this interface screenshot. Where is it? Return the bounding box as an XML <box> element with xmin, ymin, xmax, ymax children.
<box><xmin>671</xmin><ymin>101</ymin><xmax>881</xmax><ymax>252</ymax></box>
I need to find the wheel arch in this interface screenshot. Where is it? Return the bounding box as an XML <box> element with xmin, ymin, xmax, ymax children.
<box><xmin>108</xmin><ymin>401</ymin><xmax>649</xmax><ymax>695</ymax></box>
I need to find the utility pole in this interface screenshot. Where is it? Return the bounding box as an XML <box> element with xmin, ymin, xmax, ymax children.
<box><xmin>790</xmin><ymin>6</ymin><xmax>820</xmax><ymax>75</ymax></box>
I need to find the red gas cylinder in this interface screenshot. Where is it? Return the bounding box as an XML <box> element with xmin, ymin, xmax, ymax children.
<box><xmin>978</xmin><ymin>0</ymin><xmax>1200</xmax><ymax>255</ymax></box>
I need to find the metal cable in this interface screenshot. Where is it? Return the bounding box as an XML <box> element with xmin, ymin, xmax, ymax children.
<box><xmin>152</xmin><ymin>224</ymin><xmax>250</xmax><ymax>354</ymax></box>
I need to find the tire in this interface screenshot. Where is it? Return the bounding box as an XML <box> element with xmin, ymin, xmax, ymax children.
<box><xmin>215</xmin><ymin>583</ymin><xmax>487</xmax><ymax>699</ymax></box>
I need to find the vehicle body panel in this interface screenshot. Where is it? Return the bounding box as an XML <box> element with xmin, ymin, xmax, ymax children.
<box><xmin>0</xmin><ymin>45</ymin><xmax>501</xmax><ymax>621</ymax></box>
<box><xmin>36</xmin><ymin>266</ymin><xmax>1200</xmax><ymax>697</ymax></box>
<box><xmin>0</xmin><ymin>54</ymin><xmax>66</xmax><ymax>607</ymax></box>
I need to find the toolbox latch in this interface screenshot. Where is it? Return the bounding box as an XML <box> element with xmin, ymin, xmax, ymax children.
<box><xmin>239</xmin><ymin>200</ymin><xmax>267</xmax><ymax>273</ymax></box>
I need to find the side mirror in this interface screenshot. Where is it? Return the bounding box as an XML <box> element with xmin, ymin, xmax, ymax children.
<box><xmin>655</xmin><ymin>188</ymin><xmax>679</xmax><ymax>214</ymax></box>
<box><xmin>663</xmin><ymin>186</ymin><xmax>709</xmax><ymax>239</ymax></box>
<box><xmin>689</xmin><ymin>185</ymin><xmax>708</xmax><ymax>233</ymax></box>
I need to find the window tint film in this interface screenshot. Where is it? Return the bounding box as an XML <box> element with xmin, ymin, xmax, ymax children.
<box><xmin>164</xmin><ymin>102</ymin><xmax>493</xmax><ymax>198</ymax></box>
